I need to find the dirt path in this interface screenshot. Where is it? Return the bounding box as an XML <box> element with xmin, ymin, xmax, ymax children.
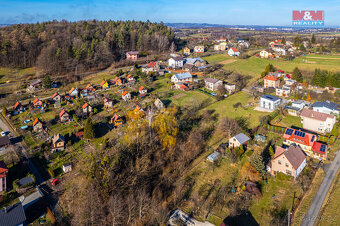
<box><xmin>306</xmin><ymin>56</ymin><xmax>340</xmax><ymax>60</ymax></box>
<box><xmin>219</xmin><ymin>59</ymin><xmax>237</xmax><ymax>65</ymax></box>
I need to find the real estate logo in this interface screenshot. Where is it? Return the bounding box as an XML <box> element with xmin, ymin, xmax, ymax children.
<box><xmin>292</xmin><ymin>10</ymin><xmax>324</xmax><ymax>26</ymax></box>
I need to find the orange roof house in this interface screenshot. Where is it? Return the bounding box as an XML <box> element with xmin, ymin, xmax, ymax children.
<box><xmin>264</xmin><ymin>75</ymin><xmax>280</xmax><ymax>88</ymax></box>
<box><xmin>33</xmin><ymin>118</ymin><xmax>43</xmax><ymax>132</ymax></box>
<box><xmin>82</xmin><ymin>103</ymin><xmax>89</xmax><ymax>109</ymax></box>
<box><xmin>33</xmin><ymin>98</ymin><xmax>42</xmax><ymax>106</ymax></box>
<box><xmin>59</xmin><ymin>109</ymin><xmax>70</xmax><ymax>122</ymax></box>
<box><xmin>0</xmin><ymin>161</ymin><xmax>8</xmax><ymax>192</ymax></box>
<box><xmin>13</xmin><ymin>102</ymin><xmax>21</xmax><ymax>110</ymax></box>
<box><xmin>139</xmin><ymin>86</ymin><xmax>147</xmax><ymax>94</ymax></box>
<box><xmin>110</xmin><ymin>114</ymin><xmax>123</xmax><ymax>126</ymax></box>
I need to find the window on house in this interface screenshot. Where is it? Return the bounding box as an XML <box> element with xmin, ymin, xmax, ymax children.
<box><xmin>286</xmin><ymin>170</ymin><xmax>291</xmax><ymax>175</ymax></box>
<box><xmin>285</xmin><ymin>163</ymin><xmax>289</xmax><ymax>167</ymax></box>
<box><xmin>278</xmin><ymin>160</ymin><xmax>281</xmax><ymax>165</ymax></box>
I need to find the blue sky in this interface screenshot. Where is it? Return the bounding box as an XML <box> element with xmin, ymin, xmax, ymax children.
<box><xmin>0</xmin><ymin>0</ymin><xmax>340</xmax><ymax>26</ymax></box>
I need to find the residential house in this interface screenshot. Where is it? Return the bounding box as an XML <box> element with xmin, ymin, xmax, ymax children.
<box><xmin>29</xmin><ymin>79</ymin><xmax>41</xmax><ymax>90</ymax></box>
<box><xmin>225</xmin><ymin>83</ymin><xmax>236</xmax><ymax>94</ymax></box>
<box><xmin>126</xmin><ymin>51</ymin><xmax>139</xmax><ymax>60</ymax></box>
<box><xmin>183</xmin><ymin>64</ymin><xmax>195</xmax><ymax>72</ymax></box>
<box><xmin>259</xmin><ymin>95</ymin><xmax>282</xmax><ymax>111</ymax></box>
<box><xmin>204</xmin><ymin>78</ymin><xmax>223</xmax><ymax>91</ymax></box>
<box><xmin>214</xmin><ymin>42</ymin><xmax>227</xmax><ymax>51</ymax></box>
<box><xmin>238</xmin><ymin>41</ymin><xmax>250</xmax><ymax>49</ymax></box>
<box><xmin>0</xmin><ymin>136</ymin><xmax>11</xmax><ymax>151</ymax></box>
<box><xmin>32</xmin><ymin>98</ymin><xmax>42</xmax><ymax>108</ymax></box>
<box><xmin>168</xmin><ymin>57</ymin><xmax>184</xmax><ymax>69</ymax></box>
<box><xmin>126</xmin><ymin>74</ymin><xmax>136</xmax><ymax>85</ymax></box>
<box><xmin>33</xmin><ymin>118</ymin><xmax>43</xmax><ymax>132</ymax></box>
<box><xmin>20</xmin><ymin>187</ymin><xmax>44</xmax><ymax>210</ymax></box>
<box><xmin>110</xmin><ymin>114</ymin><xmax>123</xmax><ymax>127</ymax></box>
<box><xmin>215</xmin><ymin>37</ymin><xmax>227</xmax><ymax>43</ymax></box>
<box><xmin>84</xmin><ymin>84</ymin><xmax>95</xmax><ymax>92</ymax></box>
<box><xmin>260</xmin><ymin>50</ymin><xmax>274</xmax><ymax>58</ymax></box>
<box><xmin>154</xmin><ymin>98</ymin><xmax>165</xmax><ymax>110</ymax></box>
<box><xmin>62</xmin><ymin>163</ymin><xmax>72</xmax><ymax>173</ymax></box>
<box><xmin>142</xmin><ymin>61</ymin><xmax>160</xmax><ymax>74</ymax></box>
<box><xmin>285</xmin><ymin>79</ymin><xmax>295</xmax><ymax>86</ymax></box>
<box><xmin>171</xmin><ymin>72</ymin><xmax>192</xmax><ymax>84</ymax></box>
<box><xmin>52</xmin><ymin>134</ymin><xmax>65</xmax><ymax>153</ymax></box>
<box><xmin>122</xmin><ymin>91</ymin><xmax>131</xmax><ymax>102</ymax></box>
<box><xmin>275</xmin><ymin>87</ymin><xmax>290</xmax><ymax>97</ymax></box>
<box><xmin>283</xmin><ymin>127</ymin><xmax>328</xmax><ymax>160</ymax></box>
<box><xmin>139</xmin><ymin>86</ymin><xmax>147</xmax><ymax>94</ymax></box>
<box><xmin>264</xmin><ymin>75</ymin><xmax>280</xmax><ymax>88</ymax></box>
<box><xmin>13</xmin><ymin>102</ymin><xmax>25</xmax><ymax>114</ymax></box>
<box><xmin>229</xmin><ymin>133</ymin><xmax>250</xmax><ymax>149</ymax></box>
<box><xmin>185</xmin><ymin>57</ymin><xmax>206</xmax><ymax>67</ymax></box>
<box><xmin>59</xmin><ymin>110</ymin><xmax>70</xmax><ymax>122</ymax></box>
<box><xmin>104</xmin><ymin>98</ymin><xmax>114</xmax><ymax>108</ymax></box>
<box><xmin>194</xmin><ymin>46</ymin><xmax>205</xmax><ymax>53</ymax></box>
<box><xmin>300</xmin><ymin>109</ymin><xmax>336</xmax><ymax>134</ymax></box>
<box><xmin>228</xmin><ymin>47</ymin><xmax>240</xmax><ymax>56</ymax></box>
<box><xmin>286</xmin><ymin>100</ymin><xmax>310</xmax><ymax>116</ymax></box>
<box><xmin>312</xmin><ymin>101</ymin><xmax>339</xmax><ymax>115</ymax></box>
<box><xmin>268</xmin><ymin>145</ymin><xmax>306</xmax><ymax>178</ymax></box>
<box><xmin>0</xmin><ymin>203</ymin><xmax>26</xmax><ymax>226</ymax></box>
<box><xmin>100</xmin><ymin>80</ymin><xmax>109</xmax><ymax>89</ymax></box>
<box><xmin>82</xmin><ymin>103</ymin><xmax>92</xmax><ymax>114</ymax></box>
<box><xmin>68</xmin><ymin>88</ymin><xmax>78</xmax><ymax>97</ymax></box>
<box><xmin>0</xmin><ymin>161</ymin><xmax>8</xmax><ymax>192</ymax></box>
<box><xmin>52</xmin><ymin>92</ymin><xmax>61</xmax><ymax>103</ymax></box>
<box><xmin>183</xmin><ymin>47</ymin><xmax>191</xmax><ymax>55</ymax></box>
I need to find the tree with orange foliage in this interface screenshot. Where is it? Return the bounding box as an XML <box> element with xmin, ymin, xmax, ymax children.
<box><xmin>306</xmin><ymin>92</ymin><xmax>311</xmax><ymax>101</ymax></box>
<box><xmin>240</xmin><ymin>162</ymin><xmax>261</xmax><ymax>182</ymax></box>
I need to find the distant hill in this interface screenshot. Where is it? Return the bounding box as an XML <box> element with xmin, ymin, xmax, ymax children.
<box><xmin>165</xmin><ymin>23</ymin><xmax>340</xmax><ymax>31</ymax></box>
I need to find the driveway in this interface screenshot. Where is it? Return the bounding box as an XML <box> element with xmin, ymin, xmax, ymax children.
<box><xmin>301</xmin><ymin>150</ymin><xmax>340</xmax><ymax>226</ymax></box>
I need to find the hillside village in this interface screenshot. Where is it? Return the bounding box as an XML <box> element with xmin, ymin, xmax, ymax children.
<box><xmin>0</xmin><ymin>22</ymin><xmax>339</xmax><ymax>225</ymax></box>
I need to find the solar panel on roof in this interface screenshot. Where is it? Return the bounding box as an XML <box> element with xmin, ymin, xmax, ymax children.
<box><xmin>285</xmin><ymin>128</ymin><xmax>293</xmax><ymax>135</ymax></box>
<box><xmin>320</xmin><ymin>145</ymin><xmax>326</xmax><ymax>153</ymax></box>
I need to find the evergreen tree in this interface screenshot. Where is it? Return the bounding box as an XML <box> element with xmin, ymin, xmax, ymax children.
<box><xmin>249</xmin><ymin>153</ymin><xmax>266</xmax><ymax>177</ymax></box>
<box><xmin>42</xmin><ymin>75</ymin><xmax>52</xmax><ymax>88</ymax></box>
<box><xmin>84</xmin><ymin>118</ymin><xmax>95</xmax><ymax>139</ymax></box>
<box><xmin>311</xmin><ymin>34</ymin><xmax>316</xmax><ymax>44</ymax></box>
<box><xmin>268</xmin><ymin>146</ymin><xmax>274</xmax><ymax>158</ymax></box>
<box><xmin>292</xmin><ymin>67</ymin><xmax>303</xmax><ymax>82</ymax></box>
<box><xmin>299</xmin><ymin>44</ymin><xmax>306</xmax><ymax>52</ymax></box>
<box><xmin>281</xmin><ymin>37</ymin><xmax>286</xmax><ymax>44</ymax></box>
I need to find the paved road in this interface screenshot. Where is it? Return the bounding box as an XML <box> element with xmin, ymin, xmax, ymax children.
<box><xmin>301</xmin><ymin>150</ymin><xmax>340</xmax><ymax>226</ymax></box>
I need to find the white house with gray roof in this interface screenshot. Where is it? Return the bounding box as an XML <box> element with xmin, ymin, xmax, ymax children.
<box><xmin>229</xmin><ymin>133</ymin><xmax>250</xmax><ymax>148</ymax></box>
<box><xmin>171</xmin><ymin>72</ymin><xmax>192</xmax><ymax>84</ymax></box>
<box><xmin>204</xmin><ymin>78</ymin><xmax>223</xmax><ymax>91</ymax></box>
<box><xmin>259</xmin><ymin>95</ymin><xmax>282</xmax><ymax>111</ymax></box>
<box><xmin>168</xmin><ymin>57</ymin><xmax>184</xmax><ymax>69</ymax></box>
<box><xmin>312</xmin><ymin>101</ymin><xmax>339</xmax><ymax>116</ymax></box>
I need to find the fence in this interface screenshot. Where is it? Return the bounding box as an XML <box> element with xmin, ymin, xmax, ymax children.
<box><xmin>264</xmin><ymin>124</ymin><xmax>336</xmax><ymax>145</ymax></box>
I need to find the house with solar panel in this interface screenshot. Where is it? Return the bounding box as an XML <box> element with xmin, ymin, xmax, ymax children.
<box><xmin>312</xmin><ymin>101</ymin><xmax>339</xmax><ymax>116</ymax></box>
<box><xmin>259</xmin><ymin>95</ymin><xmax>282</xmax><ymax>112</ymax></box>
<box><xmin>283</xmin><ymin>127</ymin><xmax>328</xmax><ymax>161</ymax></box>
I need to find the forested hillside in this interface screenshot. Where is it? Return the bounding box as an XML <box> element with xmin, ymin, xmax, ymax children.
<box><xmin>0</xmin><ymin>20</ymin><xmax>175</xmax><ymax>74</ymax></box>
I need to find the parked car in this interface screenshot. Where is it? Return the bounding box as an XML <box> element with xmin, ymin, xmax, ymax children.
<box><xmin>1</xmin><ymin>131</ymin><xmax>9</xmax><ymax>136</ymax></box>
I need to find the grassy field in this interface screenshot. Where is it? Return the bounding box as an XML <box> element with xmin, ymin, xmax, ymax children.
<box><xmin>0</xmin><ymin>67</ymin><xmax>36</xmax><ymax>84</ymax></box>
<box><xmin>271</xmin><ymin>114</ymin><xmax>302</xmax><ymax>128</ymax></box>
<box><xmin>206</xmin><ymin>91</ymin><xmax>269</xmax><ymax>129</ymax></box>
<box><xmin>203</xmin><ymin>54</ymin><xmax>340</xmax><ymax>85</ymax></box>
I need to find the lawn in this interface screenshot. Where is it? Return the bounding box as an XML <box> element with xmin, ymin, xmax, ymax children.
<box><xmin>205</xmin><ymin>91</ymin><xmax>269</xmax><ymax>129</ymax></box>
<box><xmin>202</xmin><ymin>54</ymin><xmax>234</xmax><ymax>64</ymax></box>
<box><xmin>271</xmin><ymin>114</ymin><xmax>302</xmax><ymax>128</ymax></box>
<box><xmin>249</xmin><ymin>177</ymin><xmax>304</xmax><ymax>225</ymax></box>
<box><xmin>169</xmin><ymin>90</ymin><xmax>216</xmax><ymax>107</ymax></box>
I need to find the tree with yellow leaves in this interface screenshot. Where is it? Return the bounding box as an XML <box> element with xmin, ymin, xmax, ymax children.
<box><xmin>152</xmin><ymin>106</ymin><xmax>178</xmax><ymax>150</ymax></box>
<box><xmin>240</xmin><ymin>162</ymin><xmax>261</xmax><ymax>182</ymax></box>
